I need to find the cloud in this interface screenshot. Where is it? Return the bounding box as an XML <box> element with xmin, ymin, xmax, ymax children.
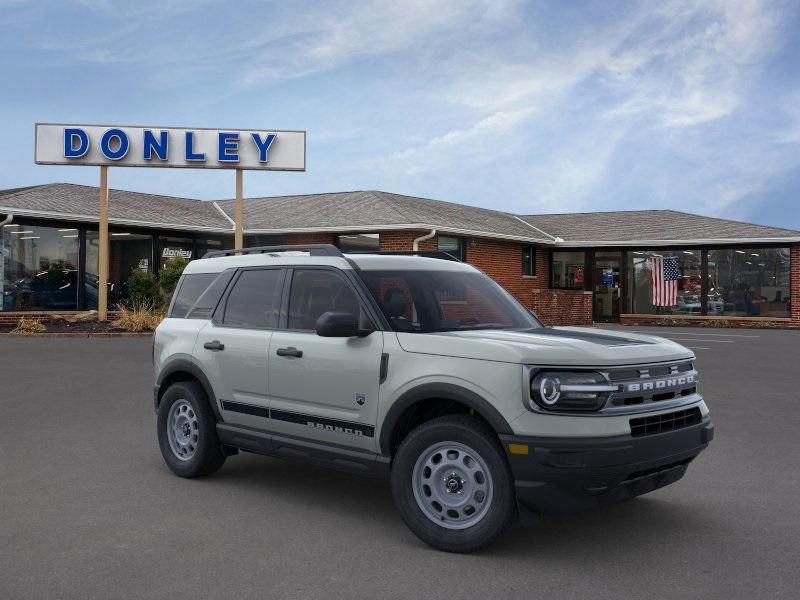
<box><xmin>238</xmin><ymin>0</ymin><xmax>520</xmax><ymax>88</ymax></box>
<box><xmin>377</xmin><ymin>106</ymin><xmax>536</xmax><ymax>175</ymax></box>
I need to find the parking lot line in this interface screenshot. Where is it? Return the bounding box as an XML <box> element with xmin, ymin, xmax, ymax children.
<box><xmin>684</xmin><ymin>346</ymin><xmax>710</xmax><ymax>350</ymax></box>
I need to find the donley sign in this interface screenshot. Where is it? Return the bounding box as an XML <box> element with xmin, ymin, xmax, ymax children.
<box><xmin>33</xmin><ymin>122</ymin><xmax>306</xmax><ymax>321</ymax></box>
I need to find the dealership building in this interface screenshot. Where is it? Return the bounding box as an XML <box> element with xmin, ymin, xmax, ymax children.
<box><xmin>1</xmin><ymin>182</ymin><xmax>798</xmax><ymax>328</ymax></box>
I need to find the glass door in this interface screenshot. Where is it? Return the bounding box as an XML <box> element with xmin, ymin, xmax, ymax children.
<box><xmin>593</xmin><ymin>251</ymin><xmax>622</xmax><ymax>322</ymax></box>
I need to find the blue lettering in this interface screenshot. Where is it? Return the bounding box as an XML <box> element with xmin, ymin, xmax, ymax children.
<box><xmin>251</xmin><ymin>132</ymin><xmax>276</xmax><ymax>162</ymax></box>
<box><xmin>185</xmin><ymin>131</ymin><xmax>205</xmax><ymax>161</ymax></box>
<box><xmin>100</xmin><ymin>128</ymin><xmax>129</xmax><ymax>160</ymax></box>
<box><xmin>64</xmin><ymin>128</ymin><xmax>89</xmax><ymax>158</ymax></box>
<box><xmin>143</xmin><ymin>130</ymin><xmax>168</xmax><ymax>160</ymax></box>
<box><xmin>218</xmin><ymin>132</ymin><xmax>239</xmax><ymax>162</ymax></box>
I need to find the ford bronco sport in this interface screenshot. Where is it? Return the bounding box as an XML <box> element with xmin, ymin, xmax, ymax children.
<box><xmin>153</xmin><ymin>244</ymin><xmax>713</xmax><ymax>552</ymax></box>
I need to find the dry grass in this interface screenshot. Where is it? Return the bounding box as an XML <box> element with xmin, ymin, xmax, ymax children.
<box><xmin>113</xmin><ymin>302</ymin><xmax>164</xmax><ymax>333</ymax></box>
<box><xmin>11</xmin><ymin>317</ymin><xmax>46</xmax><ymax>334</ymax></box>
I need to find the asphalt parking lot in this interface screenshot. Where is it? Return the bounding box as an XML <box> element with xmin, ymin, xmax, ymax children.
<box><xmin>1</xmin><ymin>327</ymin><xmax>799</xmax><ymax>599</ymax></box>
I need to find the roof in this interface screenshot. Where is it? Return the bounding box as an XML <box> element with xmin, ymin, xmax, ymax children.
<box><xmin>0</xmin><ymin>183</ymin><xmax>230</xmax><ymax>232</ymax></box>
<box><xmin>520</xmin><ymin>210</ymin><xmax>800</xmax><ymax>245</ymax></box>
<box><xmin>1</xmin><ymin>183</ymin><xmax>798</xmax><ymax>245</ymax></box>
<box><xmin>215</xmin><ymin>190</ymin><xmax>551</xmax><ymax>242</ymax></box>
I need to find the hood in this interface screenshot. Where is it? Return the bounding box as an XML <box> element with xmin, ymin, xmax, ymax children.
<box><xmin>395</xmin><ymin>326</ymin><xmax>693</xmax><ymax>366</ymax></box>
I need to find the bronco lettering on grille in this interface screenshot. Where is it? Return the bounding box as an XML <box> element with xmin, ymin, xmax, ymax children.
<box><xmin>627</xmin><ymin>374</ymin><xmax>695</xmax><ymax>393</ymax></box>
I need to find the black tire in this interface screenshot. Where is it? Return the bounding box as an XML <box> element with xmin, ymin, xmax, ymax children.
<box><xmin>391</xmin><ymin>414</ymin><xmax>517</xmax><ymax>553</ymax></box>
<box><xmin>157</xmin><ymin>381</ymin><xmax>226</xmax><ymax>478</ymax></box>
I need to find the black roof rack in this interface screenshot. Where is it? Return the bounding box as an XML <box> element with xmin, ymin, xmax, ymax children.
<box><xmin>203</xmin><ymin>244</ymin><xmax>344</xmax><ymax>259</ymax></box>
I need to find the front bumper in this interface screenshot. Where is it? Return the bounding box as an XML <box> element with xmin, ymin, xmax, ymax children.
<box><xmin>500</xmin><ymin>417</ymin><xmax>714</xmax><ymax>515</ymax></box>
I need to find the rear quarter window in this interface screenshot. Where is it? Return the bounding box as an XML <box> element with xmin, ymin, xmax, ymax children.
<box><xmin>169</xmin><ymin>273</ymin><xmax>219</xmax><ymax>318</ymax></box>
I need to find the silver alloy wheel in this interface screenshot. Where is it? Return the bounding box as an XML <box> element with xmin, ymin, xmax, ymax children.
<box><xmin>412</xmin><ymin>441</ymin><xmax>494</xmax><ymax>530</ymax></box>
<box><xmin>167</xmin><ymin>400</ymin><xmax>199</xmax><ymax>461</ymax></box>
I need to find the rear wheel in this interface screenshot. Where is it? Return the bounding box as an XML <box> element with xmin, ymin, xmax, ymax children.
<box><xmin>391</xmin><ymin>415</ymin><xmax>516</xmax><ymax>552</ymax></box>
<box><xmin>157</xmin><ymin>381</ymin><xmax>226</xmax><ymax>478</ymax></box>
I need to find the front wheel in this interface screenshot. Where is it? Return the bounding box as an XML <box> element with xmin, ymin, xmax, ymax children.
<box><xmin>157</xmin><ymin>381</ymin><xmax>226</xmax><ymax>478</ymax></box>
<box><xmin>391</xmin><ymin>415</ymin><xmax>516</xmax><ymax>552</ymax></box>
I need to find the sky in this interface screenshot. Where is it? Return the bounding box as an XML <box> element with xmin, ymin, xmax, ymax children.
<box><xmin>1</xmin><ymin>0</ymin><xmax>799</xmax><ymax>229</ymax></box>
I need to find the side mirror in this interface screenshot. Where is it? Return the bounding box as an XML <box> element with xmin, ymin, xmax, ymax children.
<box><xmin>315</xmin><ymin>311</ymin><xmax>373</xmax><ymax>337</ymax></box>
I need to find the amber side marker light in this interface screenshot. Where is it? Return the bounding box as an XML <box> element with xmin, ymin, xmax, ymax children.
<box><xmin>508</xmin><ymin>443</ymin><xmax>529</xmax><ymax>455</ymax></box>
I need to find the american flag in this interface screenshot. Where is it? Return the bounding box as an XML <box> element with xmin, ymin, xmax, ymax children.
<box><xmin>651</xmin><ymin>256</ymin><xmax>679</xmax><ymax>306</ymax></box>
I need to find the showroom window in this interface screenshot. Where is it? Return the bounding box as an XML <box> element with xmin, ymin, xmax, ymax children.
<box><xmin>85</xmin><ymin>230</ymin><xmax>153</xmax><ymax>309</ymax></box>
<box><xmin>337</xmin><ymin>233</ymin><xmax>379</xmax><ymax>253</ymax></box>
<box><xmin>707</xmin><ymin>248</ymin><xmax>790</xmax><ymax>318</ymax></box>
<box><xmin>551</xmin><ymin>251</ymin><xmax>585</xmax><ymax>289</ymax></box>
<box><xmin>522</xmin><ymin>245</ymin><xmax>536</xmax><ymax>276</ymax></box>
<box><xmin>628</xmin><ymin>249</ymin><xmax>702</xmax><ymax>315</ymax></box>
<box><xmin>1</xmin><ymin>223</ymin><xmax>80</xmax><ymax>310</ymax></box>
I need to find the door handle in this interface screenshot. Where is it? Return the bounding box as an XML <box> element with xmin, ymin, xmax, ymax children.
<box><xmin>276</xmin><ymin>347</ymin><xmax>303</xmax><ymax>358</ymax></box>
<box><xmin>203</xmin><ymin>340</ymin><xmax>225</xmax><ymax>351</ymax></box>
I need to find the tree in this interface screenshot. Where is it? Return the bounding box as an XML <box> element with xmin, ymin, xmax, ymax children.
<box><xmin>127</xmin><ymin>268</ymin><xmax>161</xmax><ymax>307</ymax></box>
<box><xmin>159</xmin><ymin>257</ymin><xmax>188</xmax><ymax>298</ymax></box>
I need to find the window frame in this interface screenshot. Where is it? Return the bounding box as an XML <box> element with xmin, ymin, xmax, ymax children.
<box><xmin>522</xmin><ymin>245</ymin><xmax>537</xmax><ymax>277</ymax></box>
<box><xmin>212</xmin><ymin>266</ymin><xmax>286</xmax><ymax>330</ymax></box>
<box><xmin>437</xmin><ymin>235</ymin><xmax>466</xmax><ymax>262</ymax></box>
<box><xmin>621</xmin><ymin>243</ymin><xmax>792</xmax><ymax>318</ymax></box>
<box><xmin>549</xmin><ymin>249</ymin><xmax>587</xmax><ymax>290</ymax></box>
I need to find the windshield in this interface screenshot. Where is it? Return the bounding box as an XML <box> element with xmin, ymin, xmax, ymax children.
<box><xmin>358</xmin><ymin>269</ymin><xmax>542</xmax><ymax>333</ymax></box>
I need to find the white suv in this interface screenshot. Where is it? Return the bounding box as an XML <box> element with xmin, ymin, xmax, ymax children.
<box><xmin>153</xmin><ymin>244</ymin><xmax>713</xmax><ymax>552</ymax></box>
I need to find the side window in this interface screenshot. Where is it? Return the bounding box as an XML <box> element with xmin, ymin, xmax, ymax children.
<box><xmin>170</xmin><ymin>273</ymin><xmax>217</xmax><ymax>318</ymax></box>
<box><xmin>522</xmin><ymin>245</ymin><xmax>536</xmax><ymax>276</ymax></box>
<box><xmin>222</xmin><ymin>269</ymin><xmax>283</xmax><ymax>329</ymax></box>
<box><xmin>287</xmin><ymin>269</ymin><xmax>367</xmax><ymax>330</ymax></box>
<box><xmin>186</xmin><ymin>269</ymin><xmax>235</xmax><ymax>319</ymax></box>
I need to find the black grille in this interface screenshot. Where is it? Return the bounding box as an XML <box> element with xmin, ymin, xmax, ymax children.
<box><xmin>608</xmin><ymin>361</ymin><xmax>693</xmax><ymax>382</ymax></box>
<box><xmin>629</xmin><ymin>407</ymin><xmax>702</xmax><ymax>437</ymax></box>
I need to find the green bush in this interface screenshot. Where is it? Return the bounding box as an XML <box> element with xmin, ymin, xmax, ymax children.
<box><xmin>127</xmin><ymin>268</ymin><xmax>161</xmax><ymax>307</ymax></box>
<box><xmin>159</xmin><ymin>257</ymin><xmax>188</xmax><ymax>298</ymax></box>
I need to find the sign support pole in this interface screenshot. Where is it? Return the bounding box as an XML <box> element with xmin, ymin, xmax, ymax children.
<box><xmin>98</xmin><ymin>166</ymin><xmax>109</xmax><ymax>321</ymax></box>
<box><xmin>235</xmin><ymin>168</ymin><xmax>244</xmax><ymax>250</ymax></box>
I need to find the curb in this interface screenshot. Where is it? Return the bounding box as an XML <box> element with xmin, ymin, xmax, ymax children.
<box><xmin>0</xmin><ymin>332</ymin><xmax>154</xmax><ymax>338</ymax></box>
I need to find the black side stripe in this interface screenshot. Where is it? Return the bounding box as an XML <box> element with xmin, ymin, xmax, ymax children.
<box><xmin>220</xmin><ymin>401</ymin><xmax>374</xmax><ymax>438</ymax></box>
<box><xmin>221</xmin><ymin>401</ymin><xmax>269</xmax><ymax>418</ymax></box>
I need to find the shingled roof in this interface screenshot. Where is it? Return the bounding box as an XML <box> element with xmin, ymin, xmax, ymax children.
<box><xmin>519</xmin><ymin>210</ymin><xmax>800</xmax><ymax>244</ymax></box>
<box><xmin>0</xmin><ymin>183</ymin><xmax>230</xmax><ymax>232</ymax></box>
<box><xmin>1</xmin><ymin>183</ymin><xmax>798</xmax><ymax>244</ymax></box>
<box><xmin>215</xmin><ymin>190</ymin><xmax>551</xmax><ymax>242</ymax></box>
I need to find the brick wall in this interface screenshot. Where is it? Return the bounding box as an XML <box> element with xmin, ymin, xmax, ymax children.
<box><xmin>284</xmin><ymin>232</ymin><xmax>337</xmax><ymax>245</ymax></box>
<box><xmin>531</xmin><ymin>289</ymin><xmax>594</xmax><ymax>326</ymax></box>
<box><xmin>378</xmin><ymin>230</ymin><xmax>437</xmax><ymax>252</ymax></box>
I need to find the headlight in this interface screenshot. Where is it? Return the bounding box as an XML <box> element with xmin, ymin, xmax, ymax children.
<box><xmin>529</xmin><ymin>371</ymin><xmax>617</xmax><ymax>412</ymax></box>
